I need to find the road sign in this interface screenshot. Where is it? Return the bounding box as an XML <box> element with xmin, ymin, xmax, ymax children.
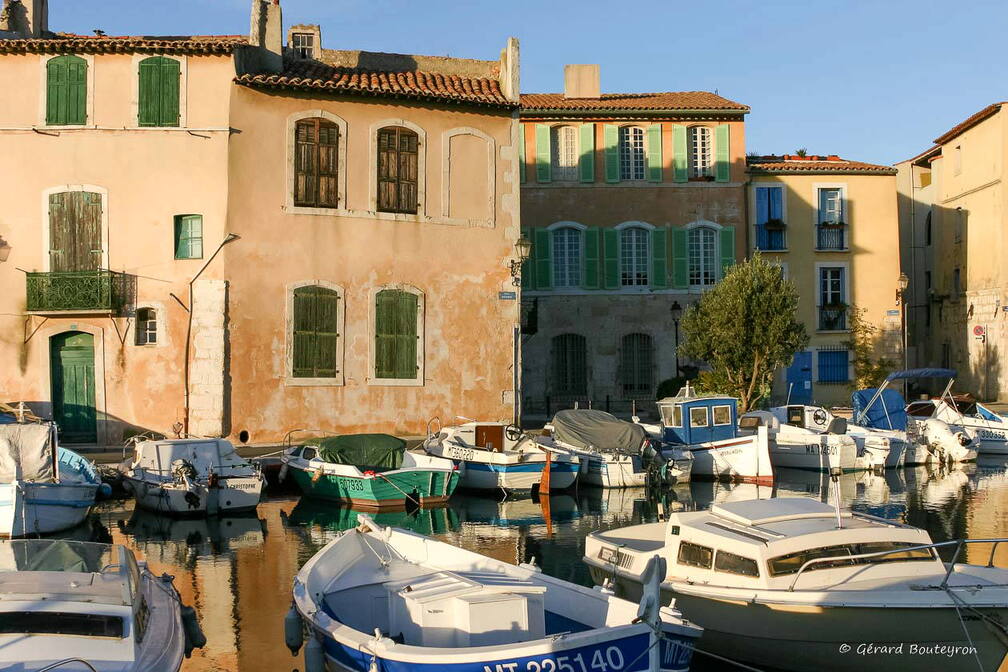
<box><xmin>974</xmin><ymin>325</ymin><xmax>986</xmax><ymax>337</ymax></box>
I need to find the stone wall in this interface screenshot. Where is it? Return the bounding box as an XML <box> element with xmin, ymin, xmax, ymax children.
<box><xmin>189</xmin><ymin>278</ymin><xmax>227</xmax><ymax>437</ymax></box>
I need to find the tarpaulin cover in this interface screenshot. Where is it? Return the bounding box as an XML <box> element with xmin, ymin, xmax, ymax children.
<box><xmin>0</xmin><ymin>423</ymin><xmax>55</xmax><ymax>483</ymax></box>
<box><xmin>852</xmin><ymin>388</ymin><xmax>908</xmax><ymax>431</ymax></box>
<box><xmin>305</xmin><ymin>434</ymin><xmax>406</xmax><ymax>470</ymax></box>
<box><xmin>884</xmin><ymin>368</ymin><xmax>956</xmax><ymax>382</ymax></box>
<box><xmin>551</xmin><ymin>409</ymin><xmax>647</xmax><ymax>454</ymax></box>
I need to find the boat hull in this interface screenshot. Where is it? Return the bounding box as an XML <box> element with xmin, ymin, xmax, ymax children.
<box><xmin>126</xmin><ymin>475</ymin><xmax>263</xmax><ymax>516</ymax></box>
<box><xmin>458</xmin><ymin>459</ymin><xmax>578</xmax><ymax>493</ymax></box>
<box><xmin>686</xmin><ymin>427</ymin><xmax>773</xmax><ymax>485</ymax></box>
<box><xmin>289</xmin><ymin>466</ymin><xmax>459</xmax><ymax>511</ymax></box>
<box><xmin>0</xmin><ymin>482</ymin><xmax>96</xmax><ymax>537</ymax></box>
<box><xmin>578</xmin><ymin>454</ymin><xmax>649</xmax><ymax>488</ymax></box>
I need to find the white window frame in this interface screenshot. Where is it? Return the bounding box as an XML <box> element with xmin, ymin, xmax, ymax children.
<box><xmin>284</xmin><ymin>280</ymin><xmax>346</xmax><ymax>387</ymax></box>
<box><xmin>548</xmin><ymin>222</ymin><xmax>585</xmax><ymax>289</ymax></box>
<box><xmin>689</xmin><ymin>406</ymin><xmax>709</xmax><ymax>428</ymax></box>
<box><xmin>40</xmin><ymin>184</ymin><xmax>110</xmax><ymax>272</ymax></box>
<box><xmin>129</xmin><ymin>54</ymin><xmax>188</xmax><ymax>129</ymax></box>
<box><xmin>712</xmin><ymin>404</ymin><xmax>732</xmax><ymax>426</ymax></box>
<box><xmin>38</xmin><ymin>54</ymin><xmax>95</xmax><ymax>128</ymax></box>
<box><xmin>688</xmin><ymin>125</ymin><xmax>713</xmax><ymax>178</ymax></box>
<box><xmin>133</xmin><ymin>302</ymin><xmax>167</xmax><ymax>348</ymax></box>
<box><xmin>284</xmin><ymin>110</ymin><xmax>349</xmax><ymax>216</ymax></box>
<box><xmin>550</xmin><ymin>125</ymin><xmax>579</xmax><ymax>182</ymax></box>
<box><xmin>368</xmin><ymin>284</ymin><xmax>425</xmax><ymax>387</ymax></box>
<box><xmin>686</xmin><ymin>222</ymin><xmax>721</xmax><ymax>289</ymax></box>
<box><xmin>291</xmin><ymin>32</ymin><xmax>315</xmax><ymax>59</ymax></box>
<box><xmin>618</xmin><ymin>125</ymin><xmax>646</xmax><ymax>181</ymax></box>
<box><xmin>616</xmin><ymin>222</ymin><xmax>652</xmax><ymax>288</ymax></box>
<box><xmin>812</xmin><ymin>182</ymin><xmax>848</xmax><ymax>251</ymax></box>
<box><xmin>815</xmin><ymin>261</ymin><xmax>850</xmax><ymax>333</ymax></box>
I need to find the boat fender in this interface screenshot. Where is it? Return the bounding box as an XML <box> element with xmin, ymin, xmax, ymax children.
<box><xmin>518</xmin><ymin>560</ymin><xmax>541</xmax><ymax>572</ymax></box>
<box><xmin>278</xmin><ymin>463</ymin><xmax>289</xmax><ymax>483</ymax></box>
<box><xmin>311</xmin><ymin>469</ymin><xmax>322</xmax><ymax>483</ymax></box>
<box><xmin>304</xmin><ymin>634</ymin><xmax>324</xmax><ymax>672</ymax></box>
<box><xmin>98</xmin><ymin>482</ymin><xmax>113</xmax><ymax>499</ymax></box>
<box><xmin>284</xmin><ymin>604</ymin><xmax>304</xmax><ymax>655</ymax></box>
<box><xmin>181</xmin><ymin>605</ymin><xmax>207</xmax><ymax>657</ymax></box>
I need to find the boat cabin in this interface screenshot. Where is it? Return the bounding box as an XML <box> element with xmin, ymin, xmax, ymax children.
<box><xmin>658</xmin><ymin>394</ymin><xmax>739</xmax><ymax>445</ymax></box>
<box><xmin>130</xmin><ymin>437</ymin><xmax>252</xmax><ymax>478</ymax></box>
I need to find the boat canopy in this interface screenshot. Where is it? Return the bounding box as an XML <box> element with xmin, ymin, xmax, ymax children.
<box><xmin>551</xmin><ymin>409</ymin><xmax>646</xmax><ymax>454</ymax></box>
<box><xmin>852</xmin><ymin>388</ymin><xmax>907</xmax><ymax>430</ymax></box>
<box><xmin>305</xmin><ymin>433</ymin><xmax>406</xmax><ymax>470</ymax></box>
<box><xmin>0</xmin><ymin>423</ymin><xmax>55</xmax><ymax>482</ymax></box>
<box><xmin>884</xmin><ymin>368</ymin><xmax>956</xmax><ymax>382</ymax></box>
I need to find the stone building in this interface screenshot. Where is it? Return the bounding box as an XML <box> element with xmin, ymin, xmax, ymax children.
<box><xmin>518</xmin><ymin>65</ymin><xmax>749</xmax><ymax>420</ymax></box>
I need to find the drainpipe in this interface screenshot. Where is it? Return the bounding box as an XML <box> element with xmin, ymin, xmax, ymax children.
<box><xmin>182</xmin><ymin>233</ymin><xmax>239</xmax><ymax>437</ymax></box>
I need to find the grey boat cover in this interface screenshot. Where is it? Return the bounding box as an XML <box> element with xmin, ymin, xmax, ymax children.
<box><xmin>0</xmin><ymin>423</ymin><xmax>55</xmax><ymax>483</ymax></box>
<box><xmin>551</xmin><ymin>409</ymin><xmax>647</xmax><ymax>455</ymax></box>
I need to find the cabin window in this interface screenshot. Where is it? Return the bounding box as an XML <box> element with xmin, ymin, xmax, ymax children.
<box><xmin>906</xmin><ymin>402</ymin><xmax>936</xmax><ymax>418</ymax></box>
<box><xmin>677</xmin><ymin>541</ymin><xmax>713</xmax><ymax>569</ymax></box>
<box><xmin>302</xmin><ymin>447</ymin><xmax>318</xmax><ymax>460</ymax></box>
<box><xmin>672</xmin><ymin>404</ymin><xmax>683</xmax><ymax>427</ymax></box>
<box><xmin>689</xmin><ymin>407</ymin><xmax>709</xmax><ymax>428</ymax></box>
<box><xmin>768</xmin><ymin>542</ymin><xmax>933</xmax><ymax>577</ymax></box>
<box><xmin>715</xmin><ymin>550</ymin><xmax>760</xmax><ymax>577</ymax></box>
<box><xmin>0</xmin><ymin>612</ymin><xmax>124</xmax><ymax>638</ymax></box>
<box><xmin>712</xmin><ymin>405</ymin><xmax>731</xmax><ymax>426</ymax></box>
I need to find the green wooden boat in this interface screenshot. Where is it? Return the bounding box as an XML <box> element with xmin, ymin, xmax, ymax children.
<box><xmin>280</xmin><ymin>434</ymin><xmax>459</xmax><ymax>511</ymax></box>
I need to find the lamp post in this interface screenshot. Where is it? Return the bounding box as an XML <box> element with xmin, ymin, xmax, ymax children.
<box><xmin>670</xmin><ymin>300</ymin><xmax>682</xmax><ymax>375</ymax></box>
<box><xmin>511</xmin><ymin>235</ymin><xmax>533</xmax><ymax>427</ymax></box>
<box><xmin>510</xmin><ymin>235</ymin><xmax>532</xmax><ymax>287</ymax></box>
<box><xmin>897</xmin><ymin>272</ymin><xmax>910</xmax><ymax>396</ymax></box>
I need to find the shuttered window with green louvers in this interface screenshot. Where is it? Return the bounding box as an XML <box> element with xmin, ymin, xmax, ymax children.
<box><xmin>375</xmin><ymin>289</ymin><xmax>419</xmax><ymax>379</ymax></box>
<box><xmin>46</xmin><ymin>55</ymin><xmax>87</xmax><ymax>125</ymax></box>
<box><xmin>292</xmin><ymin>286</ymin><xmax>341</xmax><ymax>378</ymax></box>
<box><xmin>138</xmin><ymin>57</ymin><xmax>180</xmax><ymax>127</ymax></box>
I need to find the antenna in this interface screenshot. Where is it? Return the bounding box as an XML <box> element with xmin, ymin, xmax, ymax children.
<box><xmin>829</xmin><ymin>466</ymin><xmax>843</xmax><ymax>528</ymax></box>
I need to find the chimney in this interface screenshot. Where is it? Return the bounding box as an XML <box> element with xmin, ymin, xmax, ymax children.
<box><xmin>1</xmin><ymin>0</ymin><xmax>47</xmax><ymax>38</ymax></box>
<box><xmin>249</xmin><ymin>0</ymin><xmax>283</xmax><ymax>73</ymax></box>
<box><xmin>499</xmin><ymin>37</ymin><xmax>520</xmax><ymax>103</ymax></box>
<box><xmin>563</xmin><ymin>64</ymin><xmax>600</xmax><ymax>100</ymax></box>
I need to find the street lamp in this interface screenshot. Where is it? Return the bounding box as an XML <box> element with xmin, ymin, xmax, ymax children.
<box><xmin>897</xmin><ymin>272</ymin><xmax>910</xmax><ymax>393</ymax></box>
<box><xmin>670</xmin><ymin>300</ymin><xmax>682</xmax><ymax>375</ymax></box>
<box><xmin>510</xmin><ymin>236</ymin><xmax>533</xmax><ymax>286</ymax></box>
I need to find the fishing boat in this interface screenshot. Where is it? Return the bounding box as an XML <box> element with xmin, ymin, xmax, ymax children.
<box><xmin>0</xmin><ymin>422</ymin><xmax>104</xmax><ymax>537</ymax></box>
<box><xmin>653</xmin><ymin>386</ymin><xmax>773</xmax><ymax>485</ymax></box>
<box><xmin>421</xmin><ymin>420</ymin><xmax>580</xmax><ymax>493</ymax></box>
<box><xmin>281</xmin><ymin>433</ymin><xmax>459</xmax><ymax>511</ymax></box>
<box><xmin>907</xmin><ymin>392</ymin><xmax>1008</xmax><ymax>455</ymax></box>
<box><xmin>538</xmin><ymin>409</ymin><xmax>690</xmax><ymax>488</ymax></box>
<box><xmin>0</xmin><ymin>538</ymin><xmax>205</xmax><ymax>671</ymax></box>
<box><xmin>285</xmin><ymin>514</ymin><xmax>702</xmax><ymax>672</ymax></box>
<box><xmin>585</xmin><ymin>496</ymin><xmax>1008</xmax><ymax>672</ymax></box>
<box><xmin>120</xmin><ymin>437</ymin><xmax>264</xmax><ymax>516</ymax></box>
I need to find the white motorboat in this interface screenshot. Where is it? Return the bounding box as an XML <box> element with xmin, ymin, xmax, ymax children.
<box><xmin>0</xmin><ymin>422</ymin><xmax>104</xmax><ymax>537</ymax></box>
<box><xmin>538</xmin><ymin>409</ymin><xmax>690</xmax><ymax>488</ymax></box>
<box><xmin>653</xmin><ymin>386</ymin><xmax>773</xmax><ymax>485</ymax></box>
<box><xmin>120</xmin><ymin>437</ymin><xmax>264</xmax><ymax>516</ymax></box>
<box><xmin>421</xmin><ymin>420</ymin><xmax>579</xmax><ymax>493</ymax></box>
<box><xmin>0</xmin><ymin>538</ymin><xmax>204</xmax><ymax>671</ymax></box>
<box><xmin>775</xmin><ymin>404</ymin><xmax>908</xmax><ymax>468</ymax></box>
<box><xmin>907</xmin><ymin>392</ymin><xmax>1008</xmax><ymax>455</ymax></box>
<box><xmin>585</xmin><ymin>496</ymin><xmax>1008</xmax><ymax>672</ymax></box>
<box><xmin>286</xmin><ymin>514</ymin><xmax>702</xmax><ymax>672</ymax></box>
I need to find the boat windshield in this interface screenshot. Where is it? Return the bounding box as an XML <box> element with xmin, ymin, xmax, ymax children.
<box><xmin>768</xmin><ymin>541</ymin><xmax>934</xmax><ymax>577</ymax></box>
<box><xmin>0</xmin><ymin>540</ymin><xmax>118</xmax><ymax>574</ymax></box>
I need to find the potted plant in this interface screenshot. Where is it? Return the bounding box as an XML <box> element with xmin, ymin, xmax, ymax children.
<box><xmin>764</xmin><ymin>217</ymin><xmax>786</xmax><ymax>229</ymax></box>
<box><xmin>819</xmin><ymin>220</ymin><xmax>846</xmax><ymax>228</ymax></box>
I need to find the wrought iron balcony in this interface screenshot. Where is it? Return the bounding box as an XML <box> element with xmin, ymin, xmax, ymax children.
<box><xmin>26</xmin><ymin>270</ymin><xmax>132</xmax><ymax>314</ymax></box>
<box><xmin>755</xmin><ymin>223</ymin><xmax>787</xmax><ymax>251</ymax></box>
<box><xmin>816</xmin><ymin>223</ymin><xmax>847</xmax><ymax>251</ymax></box>
<box><xmin>818</xmin><ymin>306</ymin><xmax>848</xmax><ymax>331</ymax></box>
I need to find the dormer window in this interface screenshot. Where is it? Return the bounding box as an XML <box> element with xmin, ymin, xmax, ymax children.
<box><xmin>292</xmin><ymin>32</ymin><xmax>314</xmax><ymax>59</ymax></box>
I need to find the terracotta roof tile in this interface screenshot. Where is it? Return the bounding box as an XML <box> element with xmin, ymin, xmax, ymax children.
<box><xmin>0</xmin><ymin>34</ymin><xmax>247</xmax><ymax>55</ymax></box>
<box><xmin>933</xmin><ymin>102</ymin><xmax>1006</xmax><ymax>145</ymax></box>
<box><xmin>520</xmin><ymin>91</ymin><xmax>748</xmax><ymax>112</ymax></box>
<box><xmin>747</xmin><ymin>155</ymin><xmax>896</xmax><ymax>175</ymax></box>
<box><xmin>235</xmin><ymin>59</ymin><xmax>513</xmax><ymax>108</ymax></box>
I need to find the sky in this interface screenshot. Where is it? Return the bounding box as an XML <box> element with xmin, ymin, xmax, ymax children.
<box><xmin>52</xmin><ymin>0</ymin><xmax>1007</xmax><ymax>165</ymax></box>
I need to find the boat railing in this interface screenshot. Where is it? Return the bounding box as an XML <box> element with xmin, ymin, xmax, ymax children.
<box><xmin>39</xmin><ymin>659</ymin><xmax>99</xmax><ymax>672</ymax></box>
<box><xmin>787</xmin><ymin>537</ymin><xmax>1008</xmax><ymax>592</ymax></box>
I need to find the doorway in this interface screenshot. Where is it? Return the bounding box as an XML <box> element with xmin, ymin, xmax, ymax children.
<box><xmin>785</xmin><ymin>351</ymin><xmax>813</xmax><ymax>405</ymax></box>
<box><xmin>50</xmin><ymin>331</ymin><xmax>97</xmax><ymax>443</ymax></box>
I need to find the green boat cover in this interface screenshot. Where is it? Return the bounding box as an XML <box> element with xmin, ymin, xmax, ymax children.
<box><xmin>304</xmin><ymin>434</ymin><xmax>406</xmax><ymax>471</ymax></box>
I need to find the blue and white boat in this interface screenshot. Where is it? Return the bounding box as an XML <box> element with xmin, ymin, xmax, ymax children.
<box><xmin>286</xmin><ymin>514</ymin><xmax>702</xmax><ymax>672</ymax></box>
<box><xmin>0</xmin><ymin>422</ymin><xmax>103</xmax><ymax>537</ymax></box>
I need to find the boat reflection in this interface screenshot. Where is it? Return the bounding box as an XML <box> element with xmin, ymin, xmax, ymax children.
<box><xmin>282</xmin><ymin>499</ymin><xmax>459</xmax><ymax>544</ymax></box>
<box><xmin>118</xmin><ymin>507</ymin><xmax>266</xmax><ymax>560</ymax></box>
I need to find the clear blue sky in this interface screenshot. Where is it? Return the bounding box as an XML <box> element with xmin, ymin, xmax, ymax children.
<box><xmin>54</xmin><ymin>0</ymin><xmax>1006</xmax><ymax>165</ymax></box>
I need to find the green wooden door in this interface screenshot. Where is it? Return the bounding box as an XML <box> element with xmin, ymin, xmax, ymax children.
<box><xmin>50</xmin><ymin>331</ymin><xmax>97</xmax><ymax>443</ymax></box>
<box><xmin>49</xmin><ymin>191</ymin><xmax>103</xmax><ymax>272</ymax></box>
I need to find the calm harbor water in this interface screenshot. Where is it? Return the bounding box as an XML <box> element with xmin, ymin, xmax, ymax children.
<box><xmin>55</xmin><ymin>458</ymin><xmax>1008</xmax><ymax>671</ymax></box>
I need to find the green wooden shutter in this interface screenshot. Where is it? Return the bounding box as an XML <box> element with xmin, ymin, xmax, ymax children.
<box><xmin>603</xmin><ymin>228</ymin><xmax>619</xmax><ymax>289</ymax></box>
<box><xmin>583</xmin><ymin>227</ymin><xmax>600</xmax><ymax>289</ymax></box>
<box><xmin>720</xmin><ymin>226</ymin><xmax>736</xmax><ymax>277</ymax></box>
<box><xmin>518</xmin><ymin>125</ymin><xmax>526</xmax><ymax>184</ymax></box>
<box><xmin>604</xmin><ymin>124</ymin><xmax>620</xmax><ymax>183</ymax></box>
<box><xmin>535</xmin><ymin>123</ymin><xmax>551</xmax><ymax>183</ymax></box>
<box><xmin>161</xmin><ymin>58</ymin><xmax>181</xmax><ymax>127</ymax></box>
<box><xmin>293</xmin><ymin>286</ymin><xmax>340</xmax><ymax>378</ymax></box>
<box><xmin>579</xmin><ymin>123</ymin><xmax>595</xmax><ymax>183</ymax></box>
<box><xmin>520</xmin><ymin>226</ymin><xmax>534</xmax><ymax>289</ymax></box>
<box><xmin>671</xmin><ymin>228</ymin><xmax>688</xmax><ymax>288</ymax></box>
<box><xmin>533</xmin><ymin>228</ymin><xmax>552</xmax><ymax>290</ymax></box>
<box><xmin>46</xmin><ymin>55</ymin><xmax>87</xmax><ymax>125</ymax></box>
<box><xmin>139</xmin><ymin>57</ymin><xmax>180</xmax><ymax>127</ymax></box>
<box><xmin>672</xmin><ymin>125</ymin><xmax>688</xmax><ymax>183</ymax></box>
<box><xmin>647</xmin><ymin>124</ymin><xmax>663</xmax><ymax>182</ymax></box>
<box><xmin>651</xmin><ymin>228</ymin><xmax>668</xmax><ymax>289</ymax></box>
<box><xmin>375</xmin><ymin>290</ymin><xmax>418</xmax><ymax>379</ymax></box>
<box><xmin>715</xmin><ymin>124</ymin><xmax>730</xmax><ymax>182</ymax></box>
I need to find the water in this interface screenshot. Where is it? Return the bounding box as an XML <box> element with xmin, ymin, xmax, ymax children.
<box><xmin>62</xmin><ymin>458</ymin><xmax>1008</xmax><ymax>671</ymax></box>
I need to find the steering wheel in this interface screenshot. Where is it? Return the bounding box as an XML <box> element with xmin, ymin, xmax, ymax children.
<box><xmin>504</xmin><ymin>424</ymin><xmax>524</xmax><ymax>442</ymax></box>
<box><xmin>812</xmin><ymin>409</ymin><xmax>828</xmax><ymax>426</ymax></box>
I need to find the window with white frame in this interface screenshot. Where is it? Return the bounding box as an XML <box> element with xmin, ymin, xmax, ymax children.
<box><xmin>818</xmin><ymin>266</ymin><xmax>847</xmax><ymax>330</ymax></box>
<box><xmin>550</xmin><ymin>126</ymin><xmax>578</xmax><ymax>182</ymax></box>
<box><xmin>135</xmin><ymin>307</ymin><xmax>157</xmax><ymax>346</ymax></box>
<box><xmin>818</xmin><ymin>188</ymin><xmax>843</xmax><ymax>224</ymax></box>
<box><xmin>292</xmin><ymin>33</ymin><xmax>315</xmax><ymax>59</ymax></box>
<box><xmin>618</xmin><ymin>126</ymin><xmax>646</xmax><ymax>181</ymax></box>
<box><xmin>689</xmin><ymin>126</ymin><xmax>713</xmax><ymax>177</ymax></box>
<box><xmin>552</xmin><ymin>227</ymin><xmax>582</xmax><ymax>288</ymax></box>
<box><xmin>620</xmin><ymin>227</ymin><xmax>650</xmax><ymax>286</ymax></box>
<box><xmin>688</xmin><ymin>226</ymin><xmax>718</xmax><ymax>287</ymax></box>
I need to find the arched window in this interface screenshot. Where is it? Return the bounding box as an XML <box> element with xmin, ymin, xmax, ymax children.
<box><xmin>135</xmin><ymin>308</ymin><xmax>158</xmax><ymax>346</ymax></box>
<box><xmin>551</xmin><ymin>334</ymin><xmax>587</xmax><ymax>396</ymax></box>
<box><xmin>688</xmin><ymin>126</ymin><xmax>713</xmax><ymax>177</ymax></box>
<box><xmin>552</xmin><ymin>227</ymin><xmax>582</xmax><ymax>288</ymax></box>
<box><xmin>377</xmin><ymin>126</ymin><xmax>419</xmax><ymax>213</ymax></box>
<box><xmin>550</xmin><ymin>125</ymin><xmax>578</xmax><ymax>182</ymax></box>
<box><xmin>620</xmin><ymin>333</ymin><xmax>654</xmax><ymax>398</ymax></box>
<box><xmin>294</xmin><ymin>117</ymin><xmax>339</xmax><ymax>208</ymax></box>
<box><xmin>292</xmin><ymin>285</ymin><xmax>341</xmax><ymax>378</ymax></box>
<box><xmin>138</xmin><ymin>56</ymin><xmax>180</xmax><ymax>127</ymax></box>
<box><xmin>618</xmin><ymin>126</ymin><xmax>646</xmax><ymax>180</ymax></box>
<box><xmin>688</xmin><ymin>226</ymin><xmax>718</xmax><ymax>287</ymax></box>
<box><xmin>620</xmin><ymin>226</ymin><xmax>650</xmax><ymax>287</ymax></box>
<box><xmin>46</xmin><ymin>55</ymin><xmax>87</xmax><ymax>126</ymax></box>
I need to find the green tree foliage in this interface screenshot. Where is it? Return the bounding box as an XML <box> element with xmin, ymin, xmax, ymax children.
<box><xmin>845</xmin><ymin>304</ymin><xmax>895</xmax><ymax>390</ymax></box>
<box><xmin>679</xmin><ymin>253</ymin><xmax>809</xmax><ymax>411</ymax></box>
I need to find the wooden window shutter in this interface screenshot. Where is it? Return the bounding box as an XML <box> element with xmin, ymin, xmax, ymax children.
<box><xmin>671</xmin><ymin>228</ymin><xmax>688</xmax><ymax>288</ymax></box>
<box><xmin>672</xmin><ymin>125</ymin><xmax>688</xmax><ymax>183</ymax></box>
<box><xmin>160</xmin><ymin>58</ymin><xmax>181</xmax><ymax>127</ymax></box>
<box><xmin>720</xmin><ymin>226</ymin><xmax>736</xmax><ymax>276</ymax></box>
<box><xmin>377</xmin><ymin>127</ymin><xmax>418</xmax><ymax>214</ymax></box>
<box><xmin>534</xmin><ymin>124</ymin><xmax>551</xmax><ymax>183</ymax></box>
<box><xmin>138</xmin><ymin>57</ymin><xmax>180</xmax><ymax>127</ymax></box>
<box><xmin>603</xmin><ymin>124</ymin><xmax>620</xmax><ymax>183</ymax></box>
<box><xmin>375</xmin><ymin>289</ymin><xmax>418</xmax><ymax>379</ymax></box>
<box><xmin>603</xmin><ymin>228</ymin><xmax>619</xmax><ymax>289</ymax></box>
<box><xmin>293</xmin><ymin>285</ymin><xmax>340</xmax><ymax>378</ymax></box>
<box><xmin>46</xmin><ymin>55</ymin><xmax>87</xmax><ymax>125</ymax></box>
<box><xmin>647</xmin><ymin>124</ymin><xmax>663</xmax><ymax>182</ymax></box>
<box><xmin>579</xmin><ymin>123</ymin><xmax>595</xmax><ymax>183</ymax></box>
<box><xmin>294</xmin><ymin>118</ymin><xmax>339</xmax><ymax>208</ymax></box>
<box><xmin>533</xmin><ymin>228</ymin><xmax>552</xmax><ymax>291</ymax></box>
<box><xmin>651</xmin><ymin>227</ymin><xmax>668</xmax><ymax>289</ymax></box>
<box><xmin>582</xmin><ymin>227</ymin><xmax>600</xmax><ymax>289</ymax></box>
<box><xmin>715</xmin><ymin>124</ymin><xmax>730</xmax><ymax>182</ymax></box>
<box><xmin>518</xmin><ymin>125</ymin><xmax>527</xmax><ymax>184</ymax></box>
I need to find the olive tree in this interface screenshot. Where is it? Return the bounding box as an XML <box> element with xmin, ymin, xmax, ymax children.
<box><xmin>679</xmin><ymin>253</ymin><xmax>808</xmax><ymax>411</ymax></box>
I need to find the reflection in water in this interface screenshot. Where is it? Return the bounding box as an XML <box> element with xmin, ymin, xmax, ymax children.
<box><xmin>39</xmin><ymin>462</ymin><xmax>1008</xmax><ymax>670</ymax></box>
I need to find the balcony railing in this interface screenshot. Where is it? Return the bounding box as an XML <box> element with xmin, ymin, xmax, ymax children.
<box><xmin>26</xmin><ymin>270</ymin><xmax>132</xmax><ymax>314</ymax></box>
<box><xmin>755</xmin><ymin>223</ymin><xmax>787</xmax><ymax>251</ymax></box>
<box><xmin>818</xmin><ymin>306</ymin><xmax>847</xmax><ymax>331</ymax></box>
<box><xmin>816</xmin><ymin>224</ymin><xmax>846</xmax><ymax>251</ymax></box>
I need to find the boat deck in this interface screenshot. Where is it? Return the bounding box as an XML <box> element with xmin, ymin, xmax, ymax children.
<box><xmin>0</xmin><ymin>570</ymin><xmax>128</xmax><ymax>606</ymax></box>
<box><xmin>591</xmin><ymin>522</ymin><xmax>665</xmax><ymax>553</ymax></box>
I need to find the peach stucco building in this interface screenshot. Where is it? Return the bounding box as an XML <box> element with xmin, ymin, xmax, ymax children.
<box><xmin>0</xmin><ymin>0</ymin><xmax>521</xmax><ymax>445</ymax></box>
